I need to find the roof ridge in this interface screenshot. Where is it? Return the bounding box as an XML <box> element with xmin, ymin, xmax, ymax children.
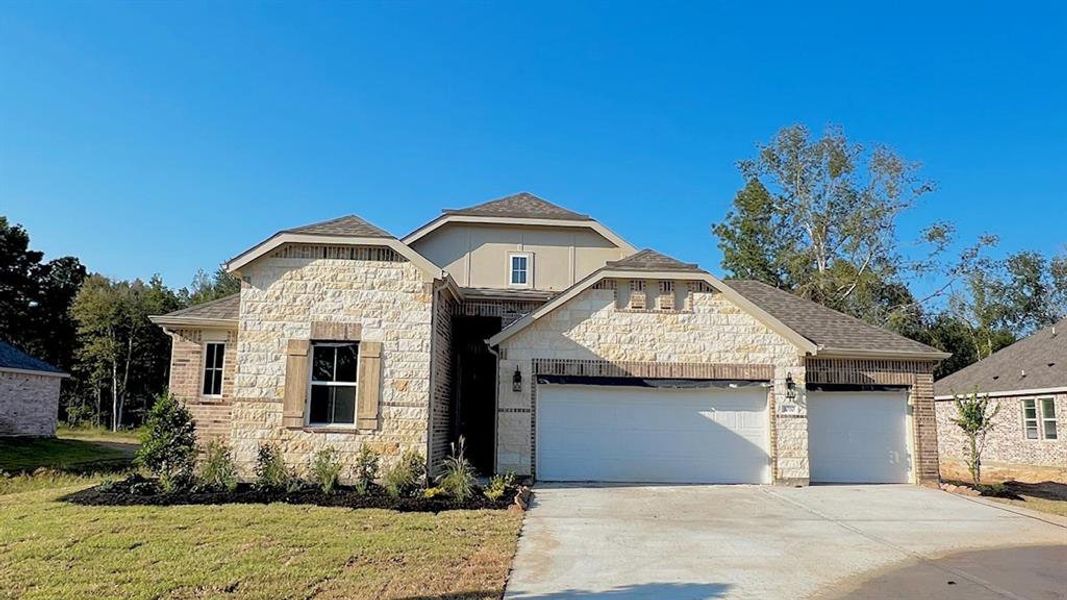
<box><xmin>282</xmin><ymin>214</ymin><xmax>394</xmax><ymax>238</ymax></box>
<box><xmin>442</xmin><ymin>192</ymin><xmax>592</xmax><ymax>221</ymax></box>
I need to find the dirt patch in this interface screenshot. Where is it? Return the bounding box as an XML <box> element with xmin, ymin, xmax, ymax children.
<box><xmin>940</xmin><ymin>459</ymin><xmax>1067</xmax><ymax>485</ymax></box>
<box><xmin>62</xmin><ymin>474</ymin><xmax>530</xmax><ymax>513</ymax></box>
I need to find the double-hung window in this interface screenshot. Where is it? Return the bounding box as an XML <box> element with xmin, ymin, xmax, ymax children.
<box><xmin>308</xmin><ymin>342</ymin><xmax>359</xmax><ymax>426</ymax></box>
<box><xmin>509</xmin><ymin>253</ymin><xmax>530</xmax><ymax>287</ymax></box>
<box><xmin>1023</xmin><ymin>398</ymin><xmax>1058</xmax><ymax>440</ymax></box>
<box><xmin>202</xmin><ymin>343</ymin><xmax>225</xmax><ymax>396</ymax></box>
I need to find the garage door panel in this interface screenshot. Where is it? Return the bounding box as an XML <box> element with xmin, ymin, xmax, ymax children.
<box><xmin>807</xmin><ymin>391</ymin><xmax>910</xmax><ymax>484</ymax></box>
<box><xmin>536</xmin><ymin>384</ymin><xmax>770</xmax><ymax>484</ymax></box>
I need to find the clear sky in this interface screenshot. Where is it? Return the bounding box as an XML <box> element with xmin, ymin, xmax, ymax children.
<box><xmin>2</xmin><ymin>2</ymin><xmax>1065</xmax><ymax>292</ymax></box>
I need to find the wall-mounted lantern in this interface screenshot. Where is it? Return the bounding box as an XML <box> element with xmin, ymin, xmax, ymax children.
<box><xmin>513</xmin><ymin>367</ymin><xmax>523</xmax><ymax>392</ymax></box>
<box><xmin>785</xmin><ymin>373</ymin><xmax>797</xmax><ymax>400</ymax></box>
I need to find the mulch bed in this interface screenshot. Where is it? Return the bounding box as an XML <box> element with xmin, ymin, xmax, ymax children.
<box><xmin>62</xmin><ymin>474</ymin><xmax>530</xmax><ymax>513</ymax></box>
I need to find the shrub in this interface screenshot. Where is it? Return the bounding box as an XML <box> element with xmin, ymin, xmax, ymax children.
<box><xmin>353</xmin><ymin>445</ymin><xmax>380</xmax><ymax>495</ymax></box>
<box><xmin>135</xmin><ymin>393</ymin><xmax>197</xmax><ymax>492</ymax></box>
<box><xmin>483</xmin><ymin>471</ymin><xmax>515</xmax><ymax>502</ymax></box>
<box><xmin>311</xmin><ymin>447</ymin><xmax>343</xmax><ymax>495</ymax></box>
<box><xmin>198</xmin><ymin>439</ymin><xmax>238</xmax><ymax>492</ymax></box>
<box><xmin>951</xmin><ymin>388</ymin><xmax>1001</xmax><ymax>486</ymax></box>
<box><xmin>383</xmin><ymin>448</ymin><xmax>426</xmax><ymax>498</ymax></box>
<box><xmin>254</xmin><ymin>443</ymin><xmax>294</xmax><ymax>491</ymax></box>
<box><xmin>438</xmin><ymin>437</ymin><xmax>477</xmax><ymax>503</ymax></box>
<box><xmin>423</xmin><ymin>486</ymin><xmax>447</xmax><ymax>499</ymax></box>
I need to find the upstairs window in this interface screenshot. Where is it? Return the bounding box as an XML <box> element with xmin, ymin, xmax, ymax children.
<box><xmin>202</xmin><ymin>343</ymin><xmax>225</xmax><ymax>396</ymax></box>
<box><xmin>509</xmin><ymin>253</ymin><xmax>531</xmax><ymax>287</ymax></box>
<box><xmin>308</xmin><ymin>342</ymin><xmax>359</xmax><ymax>426</ymax></box>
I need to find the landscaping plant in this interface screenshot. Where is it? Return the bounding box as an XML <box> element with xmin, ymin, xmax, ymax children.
<box><xmin>438</xmin><ymin>436</ymin><xmax>477</xmax><ymax>503</ymax></box>
<box><xmin>383</xmin><ymin>448</ymin><xmax>426</xmax><ymax>498</ymax></box>
<box><xmin>352</xmin><ymin>445</ymin><xmax>380</xmax><ymax>495</ymax></box>
<box><xmin>951</xmin><ymin>388</ymin><xmax>1001</xmax><ymax>486</ymax></box>
<box><xmin>483</xmin><ymin>471</ymin><xmax>515</xmax><ymax>502</ymax></box>
<box><xmin>198</xmin><ymin>439</ymin><xmax>238</xmax><ymax>492</ymax></box>
<box><xmin>135</xmin><ymin>393</ymin><xmax>197</xmax><ymax>493</ymax></box>
<box><xmin>311</xmin><ymin>447</ymin><xmax>343</xmax><ymax>495</ymax></box>
<box><xmin>254</xmin><ymin>443</ymin><xmax>294</xmax><ymax>491</ymax></box>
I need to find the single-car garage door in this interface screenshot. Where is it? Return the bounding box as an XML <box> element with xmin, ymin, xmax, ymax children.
<box><xmin>536</xmin><ymin>383</ymin><xmax>770</xmax><ymax>483</ymax></box>
<box><xmin>807</xmin><ymin>390</ymin><xmax>911</xmax><ymax>484</ymax></box>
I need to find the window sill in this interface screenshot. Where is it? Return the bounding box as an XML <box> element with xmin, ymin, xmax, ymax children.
<box><xmin>301</xmin><ymin>425</ymin><xmax>363</xmax><ymax>434</ymax></box>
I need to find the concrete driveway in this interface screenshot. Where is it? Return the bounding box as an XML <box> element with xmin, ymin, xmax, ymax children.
<box><xmin>504</xmin><ymin>484</ymin><xmax>1067</xmax><ymax>599</ymax></box>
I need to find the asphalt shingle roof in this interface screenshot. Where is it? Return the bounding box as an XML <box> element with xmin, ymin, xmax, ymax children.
<box><xmin>443</xmin><ymin>192</ymin><xmax>592</xmax><ymax>221</ymax></box>
<box><xmin>0</xmin><ymin>341</ymin><xmax>63</xmax><ymax>374</ymax></box>
<box><xmin>283</xmin><ymin>215</ymin><xmax>393</xmax><ymax>238</ymax></box>
<box><xmin>606</xmin><ymin>249</ymin><xmax>704</xmax><ymax>273</ymax></box>
<box><xmin>159</xmin><ymin>294</ymin><xmax>241</xmax><ymax>321</ymax></box>
<box><xmin>934</xmin><ymin>318</ymin><xmax>1067</xmax><ymax>397</ymax></box>
<box><xmin>725</xmin><ymin>280</ymin><xmax>944</xmax><ymax>356</ymax></box>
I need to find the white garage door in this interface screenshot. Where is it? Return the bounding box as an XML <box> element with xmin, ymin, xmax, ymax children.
<box><xmin>807</xmin><ymin>391</ymin><xmax>911</xmax><ymax>484</ymax></box>
<box><xmin>536</xmin><ymin>384</ymin><xmax>770</xmax><ymax>484</ymax></box>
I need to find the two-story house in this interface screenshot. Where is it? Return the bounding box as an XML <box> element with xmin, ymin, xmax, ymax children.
<box><xmin>152</xmin><ymin>192</ymin><xmax>949</xmax><ymax>485</ymax></box>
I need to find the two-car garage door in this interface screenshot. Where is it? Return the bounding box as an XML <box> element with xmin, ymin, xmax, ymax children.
<box><xmin>536</xmin><ymin>384</ymin><xmax>771</xmax><ymax>484</ymax></box>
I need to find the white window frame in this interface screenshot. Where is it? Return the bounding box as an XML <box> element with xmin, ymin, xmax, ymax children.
<box><xmin>201</xmin><ymin>342</ymin><xmax>225</xmax><ymax>398</ymax></box>
<box><xmin>1022</xmin><ymin>399</ymin><xmax>1040</xmax><ymax>439</ymax></box>
<box><xmin>508</xmin><ymin>252</ymin><xmax>532</xmax><ymax>288</ymax></box>
<box><xmin>306</xmin><ymin>341</ymin><xmax>359</xmax><ymax>428</ymax></box>
<box><xmin>1038</xmin><ymin>397</ymin><xmax>1058</xmax><ymax>440</ymax></box>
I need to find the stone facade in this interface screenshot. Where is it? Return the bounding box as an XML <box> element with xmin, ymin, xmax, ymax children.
<box><xmin>166</xmin><ymin>327</ymin><xmax>238</xmax><ymax>444</ymax></box>
<box><xmin>936</xmin><ymin>393</ymin><xmax>1066</xmax><ymax>476</ymax></box>
<box><xmin>0</xmin><ymin>371</ymin><xmax>61</xmax><ymax>437</ymax></box>
<box><xmin>229</xmin><ymin>247</ymin><xmax>435</xmax><ymax>480</ymax></box>
<box><xmin>494</xmin><ymin>284</ymin><xmax>809</xmax><ymax>481</ymax></box>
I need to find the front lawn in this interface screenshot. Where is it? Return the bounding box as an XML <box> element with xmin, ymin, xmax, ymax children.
<box><xmin>0</xmin><ymin>484</ymin><xmax>523</xmax><ymax>600</ymax></box>
<box><xmin>0</xmin><ymin>427</ymin><xmax>138</xmax><ymax>474</ymax></box>
<box><xmin>988</xmin><ymin>481</ymin><xmax>1067</xmax><ymax>518</ymax></box>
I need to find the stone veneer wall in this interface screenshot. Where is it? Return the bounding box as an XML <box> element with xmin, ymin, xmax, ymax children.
<box><xmin>167</xmin><ymin>327</ymin><xmax>238</xmax><ymax>444</ymax></box>
<box><xmin>0</xmin><ymin>371</ymin><xmax>61</xmax><ymax>436</ymax></box>
<box><xmin>495</xmin><ymin>285</ymin><xmax>807</xmax><ymax>482</ymax></box>
<box><xmin>230</xmin><ymin>247</ymin><xmax>434</xmax><ymax>480</ymax></box>
<box><xmin>806</xmin><ymin>358</ymin><xmax>940</xmax><ymax>483</ymax></box>
<box><xmin>936</xmin><ymin>393</ymin><xmax>1065</xmax><ymax>471</ymax></box>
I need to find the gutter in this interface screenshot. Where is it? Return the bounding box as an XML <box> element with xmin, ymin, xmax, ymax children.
<box><xmin>0</xmin><ymin>366</ymin><xmax>70</xmax><ymax>379</ymax></box>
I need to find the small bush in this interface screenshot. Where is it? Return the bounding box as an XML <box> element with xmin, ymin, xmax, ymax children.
<box><xmin>383</xmin><ymin>449</ymin><xmax>426</xmax><ymax>498</ymax></box>
<box><xmin>311</xmin><ymin>447</ymin><xmax>343</xmax><ymax>495</ymax></box>
<box><xmin>254</xmin><ymin>443</ymin><xmax>293</xmax><ymax>491</ymax></box>
<box><xmin>353</xmin><ymin>445</ymin><xmax>380</xmax><ymax>495</ymax></box>
<box><xmin>136</xmin><ymin>393</ymin><xmax>197</xmax><ymax>492</ymax></box>
<box><xmin>438</xmin><ymin>437</ymin><xmax>477</xmax><ymax>503</ymax></box>
<box><xmin>483</xmin><ymin>471</ymin><xmax>515</xmax><ymax>502</ymax></box>
<box><xmin>198</xmin><ymin>439</ymin><xmax>238</xmax><ymax>492</ymax></box>
<box><xmin>422</xmin><ymin>486</ymin><xmax>447</xmax><ymax>499</ymax></box>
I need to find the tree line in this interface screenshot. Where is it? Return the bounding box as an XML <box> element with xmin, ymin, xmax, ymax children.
<box><xmin>0</xmin><ymin>216</ymin><xmax>238</xmax><ymax>429</ymax></box>
<box><xmin>714</xmin><ymin>125</ymin><xmax>1066</xmax><ymax>377</ymax></box>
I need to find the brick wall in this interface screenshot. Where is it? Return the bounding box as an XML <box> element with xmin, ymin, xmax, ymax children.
<box><xmin>936</xmin><ymin>393</ymin><xmax>1066</xmax><ymax>473</ymax></box>
<box><xmin>429</xmin><ymin>286</ymin><xmax>457</xmax><ymax>473</ymax></box>
<box><xmin>0</xmin><ymin>371</ymin><xmax>61</xmax><ymax>436</ymax></box>
<box><xmin>166</xmin><ymin>327</ymin><xmax>238</xmax><ymax>444</ymax></box>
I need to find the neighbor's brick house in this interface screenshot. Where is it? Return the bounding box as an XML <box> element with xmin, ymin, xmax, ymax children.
<box><xmin>153</xmin><ymin>193</ymin><xmax>949</xmax><ymax>485</ymax></box>
<box><xmin>0</xmin><ymin>341</ymin><xmax>67</xmax><ymax>437</ymax></box>
<box><xmin>935</xmin><ymin>320</ymin><xmax>1066</xmax><ymax>482</ymax></box>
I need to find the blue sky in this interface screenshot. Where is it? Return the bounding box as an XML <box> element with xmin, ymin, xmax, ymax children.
<box><xmin>2</xmin><ymin>2</ymin><xmax>1065</xmax><ymax>294</ymax></box>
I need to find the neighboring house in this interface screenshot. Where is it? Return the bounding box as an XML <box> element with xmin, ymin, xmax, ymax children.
<box><xmin>151</xmin><ymin>192</ymin><xmax>950</xmax><ymax>485</ymax></box>
<box><xmin>0</xmin><ymin>341</ymin><xmax>67</xmax><ymax>437</ymax></box>
<box><xmin>935</xmin><ymin>320</ymin><xmax>1066</xmax><ymax>481</ymax></box>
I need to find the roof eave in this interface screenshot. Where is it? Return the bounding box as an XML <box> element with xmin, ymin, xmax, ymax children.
<box><xmin>0</xmin><ymin>366</ymin><xmax>70</xmax><ymax>378</ymax></box>
<box><xmin>814</xmin><ymin>346</ymin><xmax>951</xmax><ymax>361</ymax></box>
<box><xmin>149</xmin><ymin>315</ymin><xmax>239</xmax><ymax>329</ymax></box>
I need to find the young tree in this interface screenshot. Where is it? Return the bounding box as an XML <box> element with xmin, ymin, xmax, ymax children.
<box><xmin>950</xmin><ymin>390</ymin><xmax>1000</xmax><ymax>486</ymax></box>
<box><xmin>137</xmin><ymin>393</ymin><xmax>197</xmax><ymax>491</ymax></box>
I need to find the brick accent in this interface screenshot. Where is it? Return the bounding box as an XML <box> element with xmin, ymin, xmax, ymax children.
<box><xmin>0</xmin><ymin>371</ymin><xmax>61</xmax><ymax>436</ymax></box>
<box><xmin>429</xmin><ymin>287</ymin><xmax>457</xmax><ymax>472</ymax></box>
<box><xmin>167</xmin><ymin>327</ymin><xmax>238</xmax><ymax>444</ymax></box>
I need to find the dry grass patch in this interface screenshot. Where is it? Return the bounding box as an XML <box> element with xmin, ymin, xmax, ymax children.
<box><xmin>0</xmin><ymin>485</ymin><xmax>523</xmax><ymax>600</ymax></box>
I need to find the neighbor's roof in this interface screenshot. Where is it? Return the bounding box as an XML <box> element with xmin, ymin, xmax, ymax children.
<box><xmin>150</xmin><ymin>294</ymin><xmax>240</xmax><ymax>327</ymax></box>
<box><xmin>935</xmin><ymin>317</ymin><xmax>1067</xmax><ymax>398</ymax></box>
<box><xmin>282</xmin><ymin>215</ymin><xmax>393</xmax><ymax>238</ymax></box>
<box><xmin>726</xmin><ymin>280</ymin><xmax>946</xmax><ymax>358</ymax></box>
<box><xmin>442</xmin><ymin>192</ymin><xmax>592</xmax><ymax>221</ymax></box>
<box><xmin>0</xmin><ymin>341</ymin><xmax>65</xmax><ymax>376</ymax></box>
<box><xmin>605</xmin><ymin>249</ymin><xmax>704</xmax><ymax>273</ymax></box>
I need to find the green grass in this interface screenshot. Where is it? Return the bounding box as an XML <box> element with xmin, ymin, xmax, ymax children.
<box><xmin>0</xmin><ymin>484</ymin><xmax>523</xmax><ymax>599</ymax></box>
<box><xmin>0</xmin><ymin>436</ymin><xmax>134</xmax><ymax>474</ymax></box>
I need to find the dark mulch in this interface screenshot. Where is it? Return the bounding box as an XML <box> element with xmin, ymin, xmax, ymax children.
<box><xmin>61</xmin><ymin>474</ymin><xmax>520</xmax><ymax>512</ymax></box>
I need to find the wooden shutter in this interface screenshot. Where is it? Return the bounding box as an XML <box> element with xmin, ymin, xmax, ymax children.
<box><xmin>282</xmin><ymin>339</ymin><xmax>310</xmax><ymax>429</ymax></box>
<box><xmin>356</xmin><ymin>341</ymin><xmax>382</xmax><ymax>430</ymax></box>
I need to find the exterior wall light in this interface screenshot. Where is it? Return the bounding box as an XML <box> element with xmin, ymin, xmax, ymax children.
<box><xmin>513</xmin><ymin>367</ymin><xmax>523</xmax><ymax>392</ymax></box>
<box><xmin>785</xmin><ymin>373</ymin><xmax>797</xmax><ymax>400</ymax></box>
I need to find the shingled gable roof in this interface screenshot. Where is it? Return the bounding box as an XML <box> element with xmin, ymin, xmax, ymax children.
<box><xmin>725</xmin><ymin>280</ymin><xmax>947</xmax><ymax>358</ymax></box>
<box><xmin>282</xmin><ymin>215</ymin><xmax>393</xmax><ymax>238</ymax></box>
<box><xmin>934</xmin><ymin>317</ymin><xmax>1067</xmax><ymax>398</ymax></box>
<box><xmin>442</xmin><ymin>192</ymin><xmax>592</xmax><ymax>221</ymax></box>
<box><xmin>0</xmin><ymin>341</ymin><xmax>65</xmax><ymax>375</ymax></box>
<box><xmin>152</xmin><ymin>294</ymin><xmax>241</xmax><ymax>326</ymax></box>
<box><xmin>605</xmin><ymin>248</ymin><xmax>704</xmax><ymax>272</ymax></box>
